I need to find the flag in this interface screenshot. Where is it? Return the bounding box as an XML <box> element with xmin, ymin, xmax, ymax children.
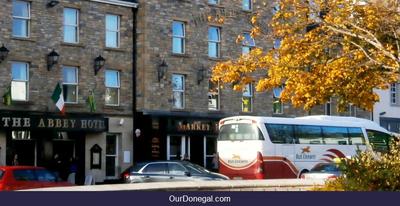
<box><xmin>51</xmin><ymin>83</ymin><xmax>65</xmax><ymax>114</ymax></box>
<box><xmin>87</xmin><ymin>90</ymin><xmax>96</xmax><ymax>112</ymax></box>
<box><xmin>2</xmin><ymin>84</ymin><xmax>11</xmax><ymax>106</ymax></box>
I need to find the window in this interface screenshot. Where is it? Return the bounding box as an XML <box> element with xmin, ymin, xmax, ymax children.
<box><xmin>172</xmin><ymin>21</ymin><xmax>185</xmax><ymax>54</ymax></box>
<box><xmin>106</xmin><ymin>134</ymin><xmax>119</xmax><ymax>177</ymax></box>
<box><xmin>208</xmin><ymin>0</ymin><xmax>219</xmax><ymax>5</ymax></box>
<box><xmin>105</xmin><ymin>70</ymin><xmax>120</xmax><ymax>106</ymax></box>
<box><xmin>367</xmin><ymin>130</ymin><xmax>392</xmax><ymax>153</ymax></box>
<box><xmin>11</xmin><ymin>62</ymin><xmax>29</xmax><ymax>101</ymax></box>
<box><xmin>172</xmin><ymin>74</ymin><xmax>185</xmax><ymax>109</ymax></box>
<box><xmin>242</xmin><ymin>0</ymin><xmax>252</xmax><ymax>11</ymax></box>
<box><xmin>242</xmin><ymin>32</ymin><xmax>256</xmax><ymax>54</ymax></box>
<box><xmin>208</xmin><ymin>80</ymin><xmax>220</xmax><ymax>110</ymax></box>
<box><xmin>13</xmin><ymin>169</ymin><xmax>36</xmax><ymax>181</ymax></box>
<box><xmin>0</xmin><ymin>170</ymin><xmax>4</xmax><ymax>180</ymax></box>
<box><xmin>273</xmin><ymin>87</ymin><xmax>283</xmax><ymax>114</ymax></box>
<box><xmin>106</xmin><ymin>14</ymin><xmax>120</xmax><ymax>48</ymax></box>
<box><xmin>242</xmin><ymin>83</ymin><xmax>253</xmax><ymax>112</ymax></box>
<box><xmin>390</xmin><ymin>83</ymin><xmax>397</xmax><ymax>105</ymax></box>
<box><xmin>62</xmin><ymin>66</ymin><xmax>78</xmax><ymax>103</ymax></box>
<box><xmin>64</xmin><ymin>8</ymin><xmax>79</xmax><ymax>43</ymax></box>
<box><xmin>348</xmin><ymin>104</ymin><xmax>357</xmax><ymax>117</ymax></box>
<box><xmin>266</xmin><ymin>124</ymin><xmax>295</xmax><ymax>144</ymax></box>
<box><xmin>208</xmin><ymin>27</ymin><xmax>221</xmax><ymax>58</ymax></box>
<box><xmin>348</xmin><ymin>127</ymin><xmax>365</xmax><ymax>145</ymax></box>
<box><xmin>168</xmin><ymin>163</ymin><xmax>186</xmax><ymax>175</ymax></box>
<box><xmin>219</xmin><ymin>124</ymin><xmax>264</xmax><ymax>141</ymax></box>
<box><xmin>12</xmin><ymin>0</ymin><xmax>30</xmax><ymax>38</ymax></box>
<box><xmin>325</xmin><ymin>98</ymin><xmax>331</xmax><ymax>115</ymax></box>
<box><xmin>143</xmin><ymin>163</ymin><xmax>168</xmax><ymax>174</ymax></box>
<box><xmin>296</xmin><ymin>125</ymin><xmax>323</xmax><ymax>144</ymax></box>
<box><xmin>322</xmin><ymin>126</ymin><xmax>349</xmax><ymax>145</ymax></box>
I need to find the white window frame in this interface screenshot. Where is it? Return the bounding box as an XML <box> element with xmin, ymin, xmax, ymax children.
<box><xmin>11</xmin><ymin>61</ymin><xmax>29</xmax><ymax>101</ymax></box>
<box><xmin>242</xmin><ymin>83</ymin><xmax>253</xmax><ymax>112</ymax></box>
<box><xmin>208</xmin><ymin>26</ymin><xmax>221</xmax><ymax>58</ymax></box>
<box><xmin>63</xmin><ymin>8</ymin><xmax>79</xmax><ymax>43</ymax></box>
<box><xmin>172</xmin><ymin>21</ymin><xmax>186</xmax><ymax>54</ymax></box>
<box><xmin>62</xmin><ymin>66</ymin><xmax>79</xmax><ymax>104</ymax></box>
<box><xmin>242</xmin><ymin>0</ymin><xmax>252</xmax><ymax>11</ymax></box>
<box><xmin>242</xmin><ymin>32</ymin><xmax>256</xmax><ymax>55</ymax></box>
<box><xmin>105</xmin><ymin>70</ymin><xmax>120</xmax><ymax>106</ymax></box>
<box><xmin>105</xmin><ymin>133</ymin><xmax>120</xmax><ymax>179</ymax></box>
<box><xmin>390</xmin><ymin>83</ymin><xmax>397</xmax><ymax>105</ymax></box>
<box><xmin>172</xmin><ymin>74</ymin><xmax>185</xmax><ymax>109</ymax></box>
<box><xmin>105</xmin><ymin>14</ymin><xmax>120</xmax><ymax>48</ymax></box>
<box><xmin>273</xmin><ymin>86</ymin><xmax>283</xmax><ymax>114</ymax></box>
<box><xmin>208</xmin><ymin>0</ymin><xmax>219</xmax><ymax>5</ymax></box>
<box><xmin>208</xmin><ymin>80</ymin><xmax>220</xmax><ymax>111</ymax></box>
<box><xmin>12</xmin><ymin>0</ymin><xmax>31</xmax><ymax>38</ymax></box>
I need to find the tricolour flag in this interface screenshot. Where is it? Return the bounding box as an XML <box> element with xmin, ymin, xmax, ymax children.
<box><xmin>51</xmin><ymin>83</ymin><xmax>65</xmax><ymax>114</ymax></box>
<box><xmin>87</xmin><ymin>90</ymin><xmax>96</xmax><ymax>112</ymax></box>
<box><xmin>2</xmin><ymin>84</ymin><xmax>11</xmax><ymax>106</ymax></box>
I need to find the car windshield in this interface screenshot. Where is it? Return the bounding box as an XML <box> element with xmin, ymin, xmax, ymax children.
<box><xmin>182</xmin><ymin>162</ymin><xmax>210</xmax><ymax>174</ymax></box>
<box><xmin>13</xmin><ymin>169</ymin><xmax>57</xmax><ymax>182</ymax></box>
<box><xmin>0</xmin><ymin>170</ymin><xmax>4</xmax><ymax>180</ymax></box>
<box><xmin>311</xmin><ymin>163</ymin><xmax>339</xmax><ymax>172</ymax></box>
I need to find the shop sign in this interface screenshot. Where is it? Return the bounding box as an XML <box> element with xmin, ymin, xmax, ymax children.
<box><xmin>0</xmin><ymin>115</ymin><xmax>108</xmax><ymax>132</ymax></box>
<box><xmin>169</xmin><ymin>119</ymin><xmax>218</xmax><ymax>134</ymax></box>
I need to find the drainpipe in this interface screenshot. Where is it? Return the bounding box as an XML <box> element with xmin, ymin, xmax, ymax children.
<box><xmin>132</xmin><ymin>5</ymin><xmax>138</xmax><ymax>164</ymax></box>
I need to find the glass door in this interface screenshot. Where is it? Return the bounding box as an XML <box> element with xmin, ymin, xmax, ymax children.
<box><xmin>167</xmin><ymin>136</ymin><xmax>185</xmax><ymax>160</ymax></box>
<box><xmin>204</xmin><ymin>136</ymin><xmax>217</xmax><ymax>170</ymax></box>
<box><xmin>106</xmin><ymin>134</ymin><xmax>119</xmax><ymax>179</ymax></box>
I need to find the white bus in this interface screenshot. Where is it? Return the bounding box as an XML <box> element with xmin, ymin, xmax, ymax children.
<box><xmin>217</xmin><ymin>115</ymin><xmax>393</xmax><ymax>179</ymax></box>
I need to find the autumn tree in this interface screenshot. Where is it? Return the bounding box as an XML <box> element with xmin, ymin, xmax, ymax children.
<box><xmin>211</xmin><ymin>0</ymin><xmax>400</xmax><ymax>111</ymax></box>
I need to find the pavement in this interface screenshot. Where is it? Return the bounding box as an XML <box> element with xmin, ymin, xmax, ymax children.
<box><xmin>22</xmin><ymin>179</ymin><xmax>326</xmax><ymax>191</ymax></box>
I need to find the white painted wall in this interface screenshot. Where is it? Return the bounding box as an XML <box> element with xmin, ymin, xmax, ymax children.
<box><xmin>373</xmin><ymin>89</ymin><xmax>400</xmax><ymax>124</ymax></box>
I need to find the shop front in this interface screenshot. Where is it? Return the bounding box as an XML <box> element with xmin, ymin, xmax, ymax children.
<box><xmin>134</xmin><ymin>113</ymin><xmax>221</xmax><ymax>170</ymax></box>
<box><xmin>0</xmin><ymin>112</ymin><xmax>133</xmax><ymax>184</ymax></box>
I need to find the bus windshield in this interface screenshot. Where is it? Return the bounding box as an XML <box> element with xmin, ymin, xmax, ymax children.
<box><xmin>218</xmin><ymin>123</ymin><xmax>264</xmax><ymax>141</ymax></box>
<box><xmin>367</xmin><ymin>129</ymin><xmax>392</xmax><ymax>153</ymax></box>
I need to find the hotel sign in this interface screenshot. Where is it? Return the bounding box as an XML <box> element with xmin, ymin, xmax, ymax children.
<box><xmin>0</xmin><ymin>115</ymin><xmax>108</xmax><ymax>132</ymax></box>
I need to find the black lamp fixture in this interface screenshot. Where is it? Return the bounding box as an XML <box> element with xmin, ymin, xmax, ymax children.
<box><xmin>197</xmin><ymin>67</ymin><xmax>206</xmax><ymax>85</ymax></box>
<box><xmin>47</xmin><ymin>0</ymin><xmax>59</xmax><ymax>8</ymax></box>
<box><xmin>47</xmin><ymin>49</ymin><xmax>59</xmax><ymax>71</ymax></box>
<box><xmin>157</xmin><ymin>59</ymin><xmax>168</xmax><ymax>82</ymax></box>
<box><xmin>94</xmin><ymin>55</ymin><xmax>106</xmax><ymax>75</ymax></box>
<box><xmin>0</xmin><ymin>44</ymin><xmax>10</xmax><ymax>63</ymax></box>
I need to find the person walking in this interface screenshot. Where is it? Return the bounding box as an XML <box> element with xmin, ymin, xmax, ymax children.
<box><xmin>12</xmin><ymin>154</ymin><xmax>19</xmax><ymax>166</ymax></box>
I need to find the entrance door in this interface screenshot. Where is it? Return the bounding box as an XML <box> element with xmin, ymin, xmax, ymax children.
<box><xmin>12</xmin><ymin>140</ymin><xmax>36</xmax><ymax>166</ymax></box>
<box><xmin>52</xmin><ymin>140</ymin><xmax>75</xmax><ymax>180</ymax></box>
<box><xmin>167</xmin><ymin>136</ymin><xmax>185</xmax><ymax>160</ymax></box>
<box><xmin>204</xmin><ymin>136</ymin><xmax>217</xmax><ymax>170</ymax></box>
<box><xmin>106</xmin><ymin>134</ymin><xmax>119</xmax><ymax>179</ymax></box>
<box><xmin>189</xmin><ymin>136</ymin><xmax>203</xmax><ymax>166</ymax></box>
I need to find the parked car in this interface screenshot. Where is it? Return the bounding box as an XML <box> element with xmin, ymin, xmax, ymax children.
<box><xmin>120</xmin><ymin>161</ymin><xmax>229</xmax><ymax>183</ymax></box>
<box><xmin>0</xmin><ymin>166</ymin><xmax>74</xmax><ymax>191</ymax></box>
<box><xmin>301</xmin><ymin>162</ymin><xmax>342</xmax><ymax>180</ymax></box>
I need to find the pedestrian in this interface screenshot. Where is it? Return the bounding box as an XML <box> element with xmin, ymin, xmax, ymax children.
<box><xmin>50</xmin><ymin>153</ymin><xmax>63</xmax><ymax>180</ymax></box>
<box><xmin>212</xmin><ymin>153</ymin><xmax>219</xmax><ymax>172</ymax></box>
<box><xmin>12</xmin><ymin>154</ymin><xmax>19</xmax><ymax>166</ymax></box>
<box><xmin>181</xmin><ymin>153</ymin><xmax>190</xmax><ymax>161</ymax></box>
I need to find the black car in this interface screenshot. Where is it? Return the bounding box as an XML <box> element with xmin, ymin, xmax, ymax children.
<box><xmin>120</xmin><ymin>161</ymin><xmax>229</xmax><ymax>183</ymax></box>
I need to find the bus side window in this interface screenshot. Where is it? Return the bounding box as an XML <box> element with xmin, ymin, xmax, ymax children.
<box><xmin>295</xmin><ymin>125</ymin><xmax>323</xmax><ymax>144</ymax></box>
<box><xmin>322</xmin><ymin>126</ymin><xmax>349</xmax><ymax>145</ymax></box>
<box><xmin>265</xmin><ymin>124</ymin><xmax>295</xmax><ymax>144</ymax></box>
<box><xmin>366</xmin><ymin>129</ymin><xmax>390</xmax><ymax>153</ymax></box>
<box><xmin>348</xmin><ymin>128</ymin><xmax>365</xmax><ymax>145</ymax></box>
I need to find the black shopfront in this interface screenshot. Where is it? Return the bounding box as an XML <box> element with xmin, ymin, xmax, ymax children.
<box><xmin>0</xmin><ymin>112</ymin><xmax>108</xmax><ymax>183</ymax></box>
<box><xmin>134</xmin><ymin>112</ymin><xmax>221</xmax><ymax>170</ymax></box>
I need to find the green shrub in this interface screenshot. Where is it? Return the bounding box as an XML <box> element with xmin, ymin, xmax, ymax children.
<box><xmin>317</xmin><ymin>142</ymin><xmax>400</xmax><ymax>191</ymax></box>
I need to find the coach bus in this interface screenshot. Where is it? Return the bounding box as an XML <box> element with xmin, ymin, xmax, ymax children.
<box><xmin>217</xmin><ymin>115</ymin><xmax>393</xmax><ymax>179</ymax></box>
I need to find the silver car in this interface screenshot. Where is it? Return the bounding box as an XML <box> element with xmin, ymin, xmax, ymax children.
<box><xmin>120</xmin><ymin>161</ymin><xmax>229</xmax><ymax>183</ymax></box>
<box><xmin>301</xmin><ymin>163</ymin><xmax>341</xmax><ymax>180</ymax></box>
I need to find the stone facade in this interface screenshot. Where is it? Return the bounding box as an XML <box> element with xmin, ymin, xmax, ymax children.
<box><xmin>0</xmin><ymin>0</ymin><xmax>137</xmax><ymax>183</ymax></box>
<box><xmin>135</xmin><ymin>0</ymin><xmax>370</xmax><ymax>119</ymax></box>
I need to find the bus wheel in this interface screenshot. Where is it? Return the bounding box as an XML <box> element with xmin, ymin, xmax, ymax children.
<box><xmin>298</xmin><ymin>170</ymin><xmax>309</xmax><ymax>178</ymax></box>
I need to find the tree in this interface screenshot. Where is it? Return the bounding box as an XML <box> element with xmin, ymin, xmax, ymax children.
<box><xmin>211</xmin><ymin>0</ymin><xmax>400</xmax><ymax>111</ymax></box>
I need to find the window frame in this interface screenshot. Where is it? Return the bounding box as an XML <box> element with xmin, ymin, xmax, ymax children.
<box><xmin>242</xmin><ymin>0</ymin><xmax>252</xmax><ymax>11</ymax></box>
<box><xmin>273</xmin><ymin>87</ymin><xmax>283</xmax><ymax>114</ymax></box>
<box><xmin>390</xmin><ymin>83</ymin><xmax>398</xmax><ymax>105</ymax></box>
<box><xmin>172</xmin><ymin>74</ymin><xmax>185</xmax><ymax>109</ymax></box>
<box><xmin>62</xmin><ymin>66</ymin><xmax>79</xmax><ymax>104</ymax></box>
<box><xmin>208</xmin><ymin>80</ymin><xmax>220</xmax><ymax>111</ymax></box>
<box><xmin>242</xmin><ymin>32</ymin><xmax>256</xmax><ymax>55</ymax></box>
<box><xmin>105</xmin><ymin>14</ymin><xmax>120</xmax><ymax>48</ymax></box>
<box><xmin>11</xmin><ymin>61</ymin><xmax>29</xmax><ymax>102</ymax></box>
<box><xmin>172</xmin><ymin>21</ymin><xmax>186</xmax><ymax>54</ymax></box>
<box><xmin>105</xmin><ymin>69</ymin><xmax>120</xmax><ymax>106</ymax></box>
<box><xmin>63</xmin><ymin>8</ymin><xmax>80</xmax><ymax>44</ymax></box>
<box><xmin>208</xmin><ymin>26</ymin><xmax>221</xmax><ymax>58</ymax></box>
<box><xmin>242</xmin><ymin>83</ymin><xmax>253</xmax><ymax>113</ymax></box>
<box><xmin>12</xmin><ymin>0</ymin><xmax>31</xmax><ymax>38</ymax></box>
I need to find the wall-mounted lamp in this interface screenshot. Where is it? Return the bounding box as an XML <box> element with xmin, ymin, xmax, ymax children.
<box><xmin>197</xmin><ymin>67</ymin><xmax>206</xmax><ymax>85</ymax></box>
<box><xmin>379</xmin><ymin>112</ymin><xmax>386</xmax><ymax>116</ymax></box>
<box><xmin>0</xmin><ymin>44</ymin><xmax>10</xmax><ymax>63</ymax></box>
<box><xmin>47</xmin><ymin>0</ymin><xmax>59</xmax><ymax>8</ymax></box>
<box><xmin>47</xmin><ymin>49</ymin><xmax>59</xmax><ymax>71</ymax></box>
<box><xmin>157</xmin><ymin>60</ymin><xmax>168</xmax><ymax>82</ymax></box>
<box><xmin>94</xmin><ymin>55</ymin><xmax>106</xmax><ymax>75</ymax></box>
